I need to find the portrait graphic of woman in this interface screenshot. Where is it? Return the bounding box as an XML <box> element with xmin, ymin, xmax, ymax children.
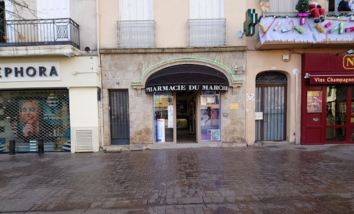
<box><xmin>19</xmin><ymin>100</ymin><xmax>40</xmax><ymax>137</ymax></box>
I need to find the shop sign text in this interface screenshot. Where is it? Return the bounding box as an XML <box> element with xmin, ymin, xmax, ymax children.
<box><xmin>310</xmin><ymin>76</ymin><xmax>354</xmax><ymax>84</ymax></box>
<box><xmin>145</xmin><ymin>84</ymin><xmax>228</xmax><ymax>93</ymax></box>
<box><xmin>344</xmin><ymin>55</ymin><xmax>354</xmax><ymax>70</ymax></box>
<box><xmin>0</xmin><ymin>62</ymin><xmax>60</xmax><ymax>82</ymax></box>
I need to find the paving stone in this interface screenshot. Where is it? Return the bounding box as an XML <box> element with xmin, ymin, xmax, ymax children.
<box><xmin>1</xmin><ymin>145</ymin><xmax>354</xmax><ymax>213</ymax></box>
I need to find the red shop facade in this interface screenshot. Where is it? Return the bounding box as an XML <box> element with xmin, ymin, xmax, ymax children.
<box><xmin>302</xmin><ymin>53</ymin><xmax>354</xmax><ymax>145</ymax></box>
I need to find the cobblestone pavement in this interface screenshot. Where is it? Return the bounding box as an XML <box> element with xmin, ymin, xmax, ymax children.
<box><xmin>1</xmin><ymin>145</ymin><xmax>354</xmax><ymax>214</ymax></box>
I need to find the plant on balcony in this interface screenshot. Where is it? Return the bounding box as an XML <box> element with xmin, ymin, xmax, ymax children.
<box><xmin>295</xmin><ymin>0</ymin><xmax>310</xmax><ymax>25</ymax></box>
<box><xmin>0</xmin><ymin>0</ymin><xmax>38</xmax><ymax>42</ymax></box>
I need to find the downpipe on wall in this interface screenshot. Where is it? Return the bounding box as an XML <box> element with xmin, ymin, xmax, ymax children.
<box><xmin>293</xmin><ymin>68</ymin><xmax>300</xmax><ymax>144</ymax></box>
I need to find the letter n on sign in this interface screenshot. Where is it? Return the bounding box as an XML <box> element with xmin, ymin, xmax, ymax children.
<box><xmin>343</xmin><ymin>55</ymin><xmax>354</xmax><ymax>70</ymax></box>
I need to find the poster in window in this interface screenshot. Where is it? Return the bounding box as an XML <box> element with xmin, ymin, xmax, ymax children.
<box><xmin>211</xmin><ymin>129</ymin><xmax>220</xmax><ymax>141</ymax></box>
<box><xmin>307</xmin><ymin>91</ymin><xmax>322</xmax><ymax>113</ymax></box>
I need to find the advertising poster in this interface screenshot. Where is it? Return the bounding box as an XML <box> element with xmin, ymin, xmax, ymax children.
<box><xmin>157</xmin><ymin>119</ymin><xmax>165</xmax><ymax>142</ymax></box>
<box><xmin>307</xmin><ymin>91</ymin><xmax>322</xmax><ymax>113</ymax></box>
<box><xmin>168</xmin><ymin>105</ymin><xmax>174</xmax><ymax>128</ymax></box>
<box><xmin>0</xmin><ymin>90</ymin><xmax>70</xmax><ymax>153</ymax></box>
<box><xmin>211</xmin><ymin>129</ymin><xmax>220</xmax><ymax>141</ymax></box>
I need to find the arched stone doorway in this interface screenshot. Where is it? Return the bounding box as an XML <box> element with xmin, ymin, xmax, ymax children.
<box><xmin>255</xmin><ymin>71</ymin><xmax>288</xmax><ymax>141</ymax></box>
<box><xmin>144</xmin><ymin>64</ymin><xmax>230</xmax><ymax>144</ymax></box>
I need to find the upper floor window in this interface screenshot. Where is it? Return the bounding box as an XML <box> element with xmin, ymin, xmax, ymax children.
<box><xmin>119</xmin><ymin>0</ymin><xmax>153</xmax><ymax>20</ymax></box>
<box><xmin>268</xmin><ymin>0</ymin><xmax>297</xmax><ymax>12</ymax></box>
<box><xmin>117</xmin><ymin>0</ymin><xmax>155</xmax><ymax>48</ymax></box>
<box><xmin>189</xmin><ymin>0</ymin><xmax>224</xmax><ymax>19</ymax></box>
<box><xmin>188</xmin><ymin>0</ymin><xmax>225</xmax><ymax>47</ymax></box>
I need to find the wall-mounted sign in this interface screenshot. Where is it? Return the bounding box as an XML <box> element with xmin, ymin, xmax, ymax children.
<box><xmin>145</xmin><ymin>84</ymin><xmax>228</xmax><ymax>93</ymax></box>
<box><xmin>310</xmin><ymin>75</ymin><xmax>354</xmax><ymax>84</ymax></box>
<box><xmin>0</xmin><ymin>62</ymin><xmax>60</xmax><ymax>82</ymax></box>
<box><xmin>344</xmin><ymin>55</ymin><xmax>354</xmax><ymax>70</ymax></box>
<box><xmin>255</xmin><ymin>112</ymin><xmax>263</xmax><ymax>120</ymax></box>
<box><xmin>230</xmin><ymin>103</ymin><xmax>239</xmax><ymax>109</ymax></box>
<box><xmin>246</xmin><ymin>93</ymin><xmax>255</xmax><ymax>101</ymax></box>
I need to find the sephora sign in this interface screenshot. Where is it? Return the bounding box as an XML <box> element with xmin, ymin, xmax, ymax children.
<box><xmin>0</xmin><ymin>62</ymin><xmax>60</xmax><ymax>82</ymax></box>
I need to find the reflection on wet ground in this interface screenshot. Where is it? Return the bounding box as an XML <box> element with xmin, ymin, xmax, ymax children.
<box><xmin>0</xmin><ymin>145</ymin><xmax>354</xmax><ymax>213</ymax></box>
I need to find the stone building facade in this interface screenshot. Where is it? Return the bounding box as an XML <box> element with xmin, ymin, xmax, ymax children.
<box><xmin>101</xmin><ymin>48</ymin><xmax>247</xmax><ymax>149</ymax></box>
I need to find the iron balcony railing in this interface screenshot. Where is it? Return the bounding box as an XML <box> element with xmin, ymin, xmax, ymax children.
<box><xmin>0</xmin><ymin>18</ymin><xmax>80</xmax><ymax>49</ymax></box>
<box><xmin>117</xmin><ymin>20</ymin><xmax>155</xmax><ymax>48</ymax></box>
<box><xmin>188</xmin><ymin>18</ymin><xmax>226</xmax><ymax>47</ymax></box>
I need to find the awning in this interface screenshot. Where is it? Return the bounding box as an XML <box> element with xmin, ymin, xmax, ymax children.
<box><xmin>145</xmin><ymin>64</ymin><xmax>229</xmax><ymax>93</ymax></box>
<box><xmin>307</xmin><ymin>73</ymin><xmax>354</xmax><ymax>84</ymax></box>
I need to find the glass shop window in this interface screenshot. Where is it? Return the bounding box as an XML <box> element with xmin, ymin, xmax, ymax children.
<box><xmin>154</xmin><ymin>92</ymin><xmax>174</xmax><ymax>143</ymax></box>
<box><xmin>200</xmin><ymin>91</ymin><xmax>221</xmax><ymax>141</ymax></box>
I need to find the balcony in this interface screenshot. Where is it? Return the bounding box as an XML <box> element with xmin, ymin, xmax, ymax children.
<box><xmin>0</xmin><ymin>18</ymin><xmax>80</xmax><ymax>57</ymax></box>
<box><xmin>117</xmin><ymin>20</ymin><xmax>156</xmax><ymax>48</ymax></box>
<box><xmin>256</xmin><ymin>12</ymin><xmax>354</xmax><ymax>50</ymax></box>
<box><xmin>188</xmin><ymin>19</ymin><xmax>226</xmax><ymax>47</ymax></box>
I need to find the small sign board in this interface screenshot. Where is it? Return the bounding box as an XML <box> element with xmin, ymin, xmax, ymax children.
<box><xmin>246</xmin><ymin>93</ymin><xmax>255</xmax><ymax>101</ymax></box>
<box><xmin>255</xmin><ymin>112</ymin><xmax>263</xmax><ymax>120</ymax></box>
<box><xmin>230</xmin><ymin>103</ymin><xmax>239</xmax><ymax>109</ymax></box>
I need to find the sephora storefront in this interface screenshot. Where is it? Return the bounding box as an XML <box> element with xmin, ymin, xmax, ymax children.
<box><xmin>301</xmin><ymin>53</ymin><xmax>354</xmax><ymax>144</ymax></box>
<box><xmin>0</xmin><ymin>57</ymin><xmax>100</xmax><ymax>153</ymax></box>
<box><xmin>0</xmin><ymin>89</ymin><xmax>71</xmax><ymax>152</ymax></box>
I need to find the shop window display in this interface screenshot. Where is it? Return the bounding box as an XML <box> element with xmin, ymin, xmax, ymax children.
<box><xmin>0</xmin><ymin>90</ymin><xmax>70</xmax><ymax>153</ymax></box>
<box><xmin>154</xmin><ymin>92</ymin><xmax>174</xmax><ymax>142</ymax></box>
<box><xmin>200</xmin><ymin>92</ymin><xmax>220</xmax><ymax>141</ymax></box>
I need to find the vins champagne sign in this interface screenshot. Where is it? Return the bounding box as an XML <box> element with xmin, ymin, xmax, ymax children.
<box><xmin>0</xmin><ymin>62</ymin><xmax>60</xmax><ymax>82</ymax></box>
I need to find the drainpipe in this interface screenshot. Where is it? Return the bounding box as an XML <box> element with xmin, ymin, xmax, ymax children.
<box><xmin>96</xmin><ymin>0</ymin><xmax>104</xmax><ymax>151</ymax></box>
<box><xmin>293</xmin><ymin>68</ymin><xmax>300</xmax><ymax>144</ymax></box>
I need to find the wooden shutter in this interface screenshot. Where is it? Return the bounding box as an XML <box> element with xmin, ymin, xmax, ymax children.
<box><xmin>269</xmin><ymin>0</ymin><xmax>297</xmax><ymax>12</ymax></box>
<box><xmin>37</xmin><ymin>0</ymin><xmax>70</xmax><ymax>18</ymax></box>
<box><xmin>189</xmin><ymin>0</ymin><xmax>224</xmax><ymax>19</ymax></box>
<box><xmin>119</xmin><ymin>0</ymin><xmax>153</xmax><ymax>21</ymax></box>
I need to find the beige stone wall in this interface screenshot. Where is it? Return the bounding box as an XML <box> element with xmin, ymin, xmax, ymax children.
<box><xmin>245</xmin><ymin>50</ymin><xmax>301</xmax><ymax>145</ymax></box>
<box><xmin>101</xmin><ymin>50</ymin><xmax>246</xmax><ymax>146</ymax></box>
<box><xmin>99</xmin><ymin>0</ymin><xmax>247</xmax><ymax>48</ymax></box>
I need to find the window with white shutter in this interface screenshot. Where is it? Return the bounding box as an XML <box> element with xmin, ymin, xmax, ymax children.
<box><xmin>117</xmin><ymin>0</ymin><xmax>155</xmax><ymax>48</ymax></box>
<box><xmin>188</xmin><ymin>0</ymin><xmax>225</xmax><ymax>47</ymax></box>
<box><xmin>189</xmin><ymin>0</ymin><xmax>224</xmax><ymax>19</ymax></box>
<box><xmin>269</xmin><ymin>0</ymin><xmax>297</xmax><ymax>12</ymax></box>
<box><xmin>119</xmin><ymin>0</ymin><xmax>153</xmax><ymax>21</ymax></box>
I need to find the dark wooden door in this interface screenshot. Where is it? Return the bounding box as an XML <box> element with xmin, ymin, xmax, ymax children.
<box><xmin>110</xmin><ymin>90</ymin><xmax>130</xmax><ymax>145</ymax></box>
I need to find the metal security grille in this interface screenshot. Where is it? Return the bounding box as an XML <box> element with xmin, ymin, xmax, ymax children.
<box><xmin>110</xmin><ymin>90</ymin><xmax>130</xmax><ymax>145</ymax></box>
<box><xmin>255</xmin><ymin>72</ymin><xmax>287</xmax><ymax>141</ymax></box>
<box><xmin>0</xmin><ymin>90</ymin><xmax>70</xmax><ymax>153</ymax></box>
<box><xmin>117</xmin><ymin>20</ymin><xmax>156</xmax><ymax>48</ymax></box>
<box><xmin>188</xmin><ymin>19</ymin><xmax>226</xmax><ymax>47</ymax></box>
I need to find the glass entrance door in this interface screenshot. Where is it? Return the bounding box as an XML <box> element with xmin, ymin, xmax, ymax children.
<box><xmin>325</xmin><ymin>85</ymin><xmax>354</xmax><ymax>143</ymax></box>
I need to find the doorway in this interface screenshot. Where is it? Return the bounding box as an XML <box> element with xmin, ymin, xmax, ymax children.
<box><xmin>109</xmin><ymin>90</ymin><xmax>130</xmax><ymax>145</ymax></box>
<box><xmin>176</xmin><ymin>91</ymin><xmax>196</xmax><ymax>143</ymax></box>
<box><xmin>255</xmin><ymin>72</ymin><xmax>287</xmax><ymax>141</ymax></box>
<box><xmin>302</xmin><ymin>85</ymin><xmax>354</xmax><ymax>144</ymax></box>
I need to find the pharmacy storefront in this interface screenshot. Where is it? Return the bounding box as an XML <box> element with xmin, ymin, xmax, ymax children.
<box><xmin>116</xmin><ymin>58</ymin><xmax>247</xmax><ymax>149</ymax></box>
<box><xmin>146</xmin><ymin>64</ymin><xmax>229</xmax><ymax>144</ymax></box>
<box><xmin>0</xmin><ymin>57</ymin><xmax>100</xmax><ymax>153</ymax></box>
<box><xmin>301</xmin><ymin>53</ymin><xmax>354</xmax><ymax>145</ymax></box>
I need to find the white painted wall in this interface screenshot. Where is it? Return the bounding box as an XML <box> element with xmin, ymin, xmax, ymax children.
<box><xmin>69</xmin><ymin>87</ymin><xmax>99</xmax><ymax>153</ymax></box>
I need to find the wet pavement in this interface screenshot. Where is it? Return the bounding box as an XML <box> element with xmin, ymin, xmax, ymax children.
<box><xmin>1</xmin><ymin>145</ymin><xmax>354</xmax><ymax>214</ymax></box>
